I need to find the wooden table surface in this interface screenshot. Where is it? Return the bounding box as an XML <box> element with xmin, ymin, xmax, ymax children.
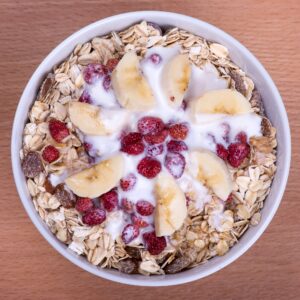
<box><xmin>1</xmin><ymin>0</ymin><xmax>299</xmax><ymax>299</ymax></box>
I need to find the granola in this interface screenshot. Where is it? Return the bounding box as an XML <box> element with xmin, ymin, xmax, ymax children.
<box><xmin>20</xmin><ymin>21</ymin><xmax>277</xmax><ymax>275</ymax></box>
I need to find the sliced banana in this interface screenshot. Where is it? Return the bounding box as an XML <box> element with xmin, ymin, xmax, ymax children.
<box><xmin>111</xmin><ymin>52</ymin><xmax>155</xmax><ymax>111</ymax></box>
<box><xmin>69</xmin><ymin>102</ymin><xmax>128</xmax><ymax>135</ymax></box>
<box><xmin>154</xmin><ymin>172</ymin><xmax>187</xmax><ymax>237</ymax></box>
<box><xmin>162</xmin><ymin>54</ymin><xmax>191</xmax><ymax>108</ymax></box>
<box><xmin>188</xmin><ymin>150</ymin><xmax>232</xmax><ymax>201</ymax></box>
<box><xmin>65</xmin><ymin>155</ymin><xmax>124</xmax><ymax>198</ymax></box>
<box><xmin>191</xmin><ymin>89</ymin><xmax>252</xmax><ymax>115</ymax></box>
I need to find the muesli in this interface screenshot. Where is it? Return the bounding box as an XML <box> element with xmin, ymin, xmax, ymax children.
<box><xmin>20</xmin><ymin>21</ymin><xmax>277</xmax><ymax>275</ymax></box>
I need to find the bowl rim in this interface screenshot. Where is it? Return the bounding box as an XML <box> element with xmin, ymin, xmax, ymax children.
<box><xmin>11</xmin><ymin>11</ymin><xmax>291</xmax><ymax>286</ymax></box>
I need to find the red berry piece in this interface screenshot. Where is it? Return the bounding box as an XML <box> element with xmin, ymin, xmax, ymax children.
<box><xmin>79</xmin><ymin>90</ymin><xmax>92</xmax><ymax>103</ymax></box>
<box><xmin>75</xmin><ymin>197</ymin><xmax>94</xmax><ymax>213</ymax></box>
<box><xmin>167</xmin><ymin>140</ymin><xmax>188</xmax><ymax>153</ymax></box>
<box><xmin>49</xmin><ymin>119</ymin><xmax>69</xmax><ymax>143</ymax></box>
<box><xmin>121</xmin><ymin>224</ymin><xmax>139</xmax><ymax>244</ymax></box>
<box><xmin>120</xmin><ymin>132</ymin><xmax>145</xmax><ymax>155</ymax></box>
<box><xmin>169</xmin><ymin>123</ymin><xmax>189</xmax><ymax>140</ymax></box>
<box><xmin>164</xmin><ymin>152</ymin><xmax>186</xmax><ymax>179</ymax></box>
<box><xmin>227</xmin><ymin>142</ymin><xmax>250</xmax><ymax>168</ymax></box>
<box><xmin>83</xmin><ymin>142</ymin><xmax>92</xmax><ymax>152</ymax></box>
<box><xmin>82</xmin><ymin>208</ymin><xmax>106</xmax><ymax>226</ymax></box>
<box><xmin>149</xmin><ymin>53</ymin><xmax>162</xmax><ymax>64</ymax></box>
<box><xmin>42</xmin><ymin>145</ymin><xmax>60</xmax><ymax>163</ymax></box>
<box><xmin>144</xmin><ymin>129</ymin><xmax>168</xmax><ymax>145</ymax></box>
<box><xmin>106</xmin><ymin>58</ymin><xmax>119</xmax><ymax>72</ymax></box>
<box><xmin>235</xmin><ymin>131</ymin><xmax>247</xmax><ymax>144</ymax></box>
<box><xmin>120</xmin><ymin>173</ymin><xmax>137</xmax><ymax>191</ymax></box>
<box><xmin>131</xmin><ymin>215</ymin><xmax>149</xmax><ymax>228</ymax></box>
<box><xmin>83</xmin><ymin>63</ymin><xmax>107</xmax><ymax>84</ymax></box>
<box><xmin>121</xmin><ymin>198</ymin><xmax>134</xmax><ymax>213</ymax></box>
<box><xmin>146</xmin><ymin>144</ymin><xmax>164</xmax><ymax>156</ymax></box>
<box><xmin>137</xmin><ymin>116</ymin><xmax>164</xmax><ymax>135</ymax></box>
<box><xmin>137</xmin><ymin>157</ymin><xmax>161</xmax><ymax>179</ymax></box>
<box><xmin>100</xmin><ymin>189</ymin><xmax>118</xmax><ymax>212</ymax></box>
<box><xmin>102</xmin><ymin>75</ymin><xmax>111</xmax><ymax>91</ymax></box>
<box><xmin>216</xmin><ymin>144</ymin><xmax>228</xmax><ymax>161</ymax></box>
<box><xmin>136</xmin><ymin>200</ymin><xmax>154</xmax><ymax>216</ymax></box>
<box><xmin>143</xmin><ymin>231</ymin><xmax>166</xmax><ymax>255</ymax></box>
<box><xmin>221</xmin><ymin>122</ymin><xmax>231</xmax><ymax>143</ymax></box>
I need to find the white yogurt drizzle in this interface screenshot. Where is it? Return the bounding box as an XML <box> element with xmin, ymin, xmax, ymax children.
<box><xmin>51</xmin><ymin>45</ymin><xmax>262</xmax><ymax>244</ymax></box>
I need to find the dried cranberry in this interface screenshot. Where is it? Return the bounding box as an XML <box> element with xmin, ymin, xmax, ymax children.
<box><xmin>216</xmin><ymin>144</ymin><xmax>228</xmax><ymax>161</ymax></box>
<box><xmin>121</xmin><ymin>224</ymin><xmax>139</xmax><ymax>244</ymax></box>
<box><xmin>120</xmin><ymin>173</ymin><xmax>137</xmax><ymax>191</ymax></box>
<box><xmin>42</xmin><ymin>145</ymin><xmax>60</xmax><ymax>163</ymax></box>
<box><xmin>106</xmin><ymin>58</ymin><xmax>119</xmax><ymax>72</ymax></box>
<box><xmin>227</xmin><ymin>142</ymin><xmax>250</xmax><ymax>168</ymax></box>
<box><xmin>75</xmin><ymin>197</ymin><xmax>94</xmax><ymax>213</ymax></box>
<box><xmin>164</xmin><ymin>152</ymin><xmax>186</xmax><ymax>179</ymax></box>
<box><xmin>167</xmin><ymin>140</ymin><xmax>188</xmax><ymax>153</ymax></box>
<box><xmin>99</xmin><ymin>189</ymin><xmax>118</xmax><ymax>212</ymax></box>
<box><xmin>22</xmin><ymin>151</ymin><xmax>44</xmax><ymax>178</ymax></box>
<box><xmin>146</xmin><ymin>144</ymin><xmax>164</xmax><ymax>156</ymax></box>
<box><xmin>49</xmin><ymin>119</ymin><xmax>69</xmax><ymax>143</ymax></box>
<box><xmin>82</xmin><ymin>208</ymin><xmax>106</xmax><ymax>226</ymax></box>
<box><xmin>169</xmin><ymin>123</ymin><xmax>189</xmax><ymax>140</ymax></box>
<box><xmin>137</xmin><ymin>116</ymin><xmax>164</xmax><ymax>135</ymax></box>
<box><xmin>120</xmin><ymin>132</ymin><xmax>145</xmax><ymax>155</ymax></box>
<box><xmin>83</xmin><ymin>64</ymin><xmax>107</xmax><ymax>84</ymax></box>
<box><xmin>102</xmin><ymin>75</ymin><xmax>111</xmax><ymax>91</ymax></box>
<box><xmin>137</xmin><ymin>157</ymin><xmax>161</xmax><ymax>179</ymax></box>
<box><xmin>149</xmin><ymin>53</ymin><xmax>162</xmax><ymax>64</ymax></box>
<box><xmin>136</xmin><ymin>200</ymin><xmax>154</xmax><ymax>216</ymax></box>
<box><xmin>79</xmin><ymin>90</ymin><xmax>92</xmax><ymax>103</ymax></box>
<box><xmin>131</xmin><ymin>215</ymin><xmax>149</xmax><ymax>228</ymax></box>
<box><xmin>121</xmin><ymin>198</ymin><xmax>134</xmax><ymax>213</ymax></box>
<box><xmin>144</xmin><ymin>129</ymin><xmax>169</xmax><ymax>145</ymax></box>
<box><xmin>235</xmin><ymin>131</ymin><xmax>247</xmax><ymax>144</ymax></box>
<box><xmin>143</xmin><ymin>231</ymin><xmax>166</xmax><ymax>255</ymax></box>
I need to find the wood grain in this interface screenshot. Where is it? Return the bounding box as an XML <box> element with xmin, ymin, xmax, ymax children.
<box><xmin>0</xmin><ymin>0</ymin><xmax>299</xmax><ymax>299</ymax></box>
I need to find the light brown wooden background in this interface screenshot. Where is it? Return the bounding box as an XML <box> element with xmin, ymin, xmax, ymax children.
<box><xmin>0</xmin><ymin>0</ymin><xmax>299</xmax><ymax>299</ymax></box>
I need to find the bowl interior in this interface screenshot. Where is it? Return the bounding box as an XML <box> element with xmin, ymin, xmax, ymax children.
<box><xmin>11</xmin><ymin>11</ymin><xmax>291</xmax><ymax>286</ymax></box>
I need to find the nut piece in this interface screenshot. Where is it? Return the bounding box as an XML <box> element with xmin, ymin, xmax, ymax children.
<box><xmin>54</xmin><ymin>183</ymin><xmax>76</xmax><ymax>208</ymax></box>
<box><xmin>118</xmin><ymin>258</ymin><xmax>139</xmax><ymax>274</ymax></box>
<box><xmin>22</xmin><ymin>151</ymin><xmax>44</xmax><ymax>178</ymax></box>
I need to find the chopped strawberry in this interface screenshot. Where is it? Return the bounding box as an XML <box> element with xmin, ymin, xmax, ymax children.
<box><xmin>169</xmin><ymin>123</ymin><xmax>189</xmax><ymax>140</ymax></box>
<box><xmin>137</xmin><ymin>157</ymin><xmax>161</xmax><ymax>179</ymax></box>
<box><xmin>143</xmin><ymin>231</ymin><xmax>166</xmax><ymax>255</ymax></box>
<box><xmin>121</xmin><ymin>224</ymin><xmax>139</xmax><ymax>244</ymax></box>
<box><xmin>82</xmin><ymin>208</ymin><xmax>106</xmax><ymax>226</ymax></box>
<box><xmin>164</xmin><ymin>152</ymin><xmax>186</xmax><ymax>179</ymax></box>
<box><xmin>146</xmin><ymin>144</ymin><xmax>164</xmax><ymax>157</ymax></box>
<box><xmin>120</xmin><ymin>173</ymin><xmax>137</xmax><ymax>191</ymax></box>
<box><xmin>75</xmin><ymin>197</ymin><xmax>94</xmax><ymax>213</ymax></box>
<box><xmin>167</xmin><ymin>140</ymin><xmax>188</xmax><ymax>153</ymax></box>
<box><xmin>227</xmin><ymin>142</ymin><xmax>250</xmax><ymax>167</ymax></box>
<box><xmin>136</xmin><ymin>200</ymin><xmax>154</xmax><ymax>216</ymax></box>
<box><xmin>106</xmin><ymin>58</ymin><xmax>119</xmax><ymax>72</ymax></box>
<box><xmin>49</xmin><ymin>119</ymin><xmax>69</xmax><ymax>143</ymax></box>
<box><xmin>137</xmin><ymin>116</ymin><xmax>164</xmax><ymax>135</ymax></box>
<box><xmin>131</xmin><ymin>215</ymin><xmax>149</xmax><ymax>228</ymax></box>
<box><xmin>144</xmin><ymin>129</ymin><xmax>169</xmax><ymax>145</ymax></box>
<box><xmin>42</xmin><ymin>145</ymin><xmax>60</xmax><ymax>163</ymax></box>
<box><xmin>99</xmin><ymin>189</ymin><xmax>118</xmax><ymax>212</ymax></box>
<box><xmin>83</xmin><ymin>63</ymin><xmax>107</xmax><ymax>84</ymax></box>
<box><xmin>216</xmin><ymin>144</ymin><xmax>228</xmax><ymax>161</ymax></box>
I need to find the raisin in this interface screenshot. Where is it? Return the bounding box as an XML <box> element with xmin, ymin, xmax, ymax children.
<box><xmin>118</xmin><ymin>258</ymin><xmax>139</xmax><ymax>274</ymax></box>
<box><xmin>22</xmin><ymin>151</ymin><xmax>44</xmax><ymax>178</ymax></box>
<box><xmin>53</xmin><ymin>183</ymin><xmax>76</xmax><ymax>208</ymax></box>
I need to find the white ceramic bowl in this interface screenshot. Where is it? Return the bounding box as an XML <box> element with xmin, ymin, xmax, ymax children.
<box><xmin>11</xmin><ymin>11</ymin><xmax>291</xmax><ymax>286</ymax></box>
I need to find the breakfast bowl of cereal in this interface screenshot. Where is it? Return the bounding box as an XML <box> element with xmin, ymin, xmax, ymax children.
<box><xmin>11</xmin><ymin>11</ymin><xmax>291</xmax><ymax>286</ymax></box>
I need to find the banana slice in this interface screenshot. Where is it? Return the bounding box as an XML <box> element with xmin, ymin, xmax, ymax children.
<box><xmin>65</xmin><ymin>155</ymin><xmax>124</xmax><ymax>198</ymax></box>
<box><xmin>188</xmin><ymin>150</ymin><xmax>232</xmax><ymax>201</ymax></box>
<box><xmin>191</xmin><ymin>89</ymin><xmax>252</xmax><ymax>115</ymax></box>
<box><xmin>111</xmin><ymin>52</ymin><xmax>155</xmax><ymax>111</ymax></box>
<box><xmin>69</xmin><ymin>102</ymin><xmax>128</xmax><ymax>135</ymax></box>
<box><xmin>162</xmin><ymin>54</ymin><xmax>191</xmax><ymax>108</ymax></box>
<box><xmin>154</xmin><ymin>172</ymin><xmax>187</xmax><ymax>237</ymax></box>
